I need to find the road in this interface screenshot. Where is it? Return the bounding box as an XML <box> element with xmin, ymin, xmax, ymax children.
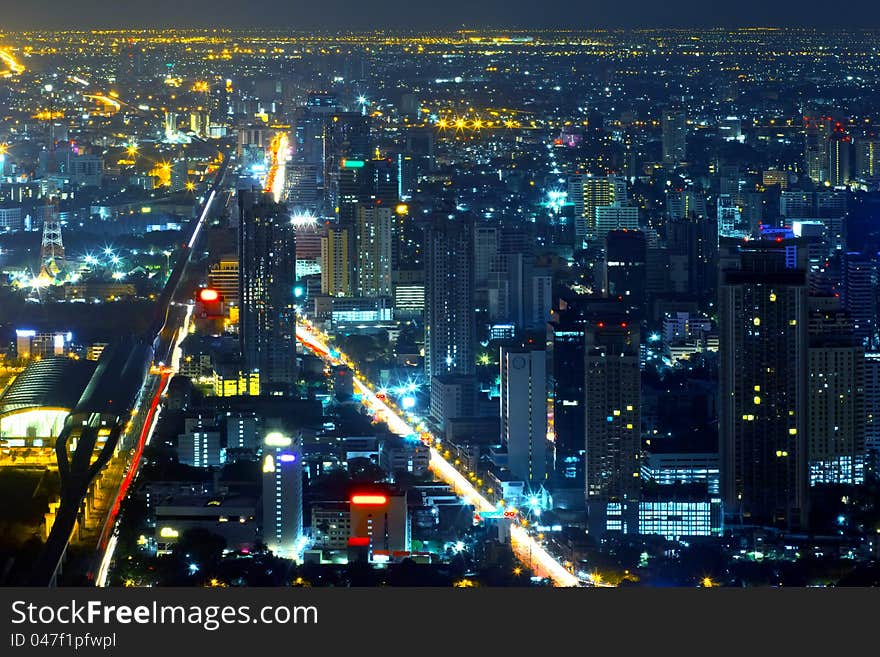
<box><xmin>296</xmin><ymin>320</ymin><xmax>580</xmax><ymax>587</ymax></box>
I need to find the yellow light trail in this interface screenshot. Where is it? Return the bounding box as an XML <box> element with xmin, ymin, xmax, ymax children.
<box><xmin>296</xmin><ymin>322</ymin><xmax>580</xmax><ymax>587</ymax></box>
<box><xmin>84</xmin><ymin>94</ymin><xmax>122</xmax><ymax>111</ymax></box>
<box><xmin>0</xmin><ymin>49</ymin><xmax>24</xmax><ymax>77</ymax></box>
<box><xmin>264</xmin><ymin>131</ymin><xmax>289</xmax><ymax>203</ymax></box>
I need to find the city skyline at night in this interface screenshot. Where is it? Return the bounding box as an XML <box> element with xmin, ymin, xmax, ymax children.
<box><xmin>1</xmin><ymin>22</ymin><xmax>880</xmax><ymax>591</ymax></box>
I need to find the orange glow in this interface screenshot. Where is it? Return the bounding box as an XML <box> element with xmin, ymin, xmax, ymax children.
<box><xmin>351</xmin><ymin>494</ymin><xmax>388</xmax><ymax>505</ymax></box>
<box><xmin>199</xmin><ymin>288</ymin><xmax>220</xmax><ymax>302</ymax></box>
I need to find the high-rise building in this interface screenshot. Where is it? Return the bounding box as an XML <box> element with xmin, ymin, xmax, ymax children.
<box><xmin>827</xmin><ymin>129</ymin><xmax>852</xmax><ymax>187</ymax></box>
<box><xmin>320</xmin><ymin>225</ymin><xmax>351</xmax><ymax>297</ymax></box>
<box><xmin>719</xmin><ymin>237</ymin><xmax>809</xmax><ymax>529</ymax></box>
<box><xmin>807</xmin><ymin>308</ymin><xmax>864</xmax><ymax>485</ymax></box>
<box><xmin>662</xmin><ymin>110</ymin><xmax>687</xmax><ymax>166</ymax></box>
<box><xmin>424</xmin><ymin>215</ymin><xmax>475</xmax><ymax>379</ymax></box>
<box><xmin>261</xmin><ymin>432</ymin><xmax>303</xmax><ymax>558</ymax></box>
<box><xmin>238</xmin><ymin>189</ymin><xmax>298</xmax><ymax>395</ymax></box>
<box><xmin>667</xmin><ymin>214</ymin><xmax>718</xmax><ymax>301</ymax></box>
<box><xmin>568</xmin><ymin>175</ymin><xmax>627</xmax><ymax>242</ymax></box>
<box><xmin>604</xmin><ymin>230</ymin><xmax>647</xmax><ymax>313</ymax></box>
<box><xmin>863</xmin><ymin>353</ymin><xmax>880</xmax><ymax>469</ymax></box>
<box><xmin>208</xmin><ymin>256</ymin><xmax>240</xmax><ymax>304</ymax></box>
<box><xmin>355</xmin><ymin>204</ymin><xmax>392</xmax><ymax>298</ymax></box>
<box><xmin>584</xmin><ymin>307</ymin><xmax>641</xmax><ymax>533</ymax></box>
<box><xmin>804</xmin><ymin>113</ymin><xmax>832</xmax><ymax>184</ymax></box>
<box><xmin>425</xmin><ymin>215</ymin><xmax>476</xmax><ymax>428</ymax></box>
<box><xmin>842</xmin><ymin>252</ymin><xmax>877</xmax><ymax>349</ymax></box>
<box><xmin>855</xmin><ymin>138</ymin><xmax>879</xmax><ymax>180</ymax></box>
<box><xmin>548</xmin><ymin>303</ymin><xmax>588</xmax><ymax>502</ymax></box>
<box><xmin>500</xmin><ymin>344</ymin><xmax>548</xmax><ymax>486</ymax></box>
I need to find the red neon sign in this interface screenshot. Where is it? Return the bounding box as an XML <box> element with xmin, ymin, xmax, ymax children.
<box><xmin>351</xmin><ymin>494</ymin><xmax>388</xmax><ymax>505</ymax></box>
<box><xmin>348</xmin><ymin>537</ymin><xmax>370</xmax><ymax>547</ymax></box>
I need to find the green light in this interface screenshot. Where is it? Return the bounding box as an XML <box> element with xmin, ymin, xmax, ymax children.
<box><xmin>342</xmin><ymin>159</ymin><xmax>365</xmax><ymax>168</ymax></box>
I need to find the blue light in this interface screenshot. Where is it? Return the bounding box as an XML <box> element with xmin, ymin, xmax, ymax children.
<box><xmin>402</xmin><ymin>396</ymin><xmax>416</xmax><ymax>410</ymax></box>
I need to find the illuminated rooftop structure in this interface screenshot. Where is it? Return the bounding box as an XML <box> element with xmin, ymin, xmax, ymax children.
<box><xmin>0</xmin><ymin>357</ymin><xmax>97</xmax><ymax>446</ymax></box>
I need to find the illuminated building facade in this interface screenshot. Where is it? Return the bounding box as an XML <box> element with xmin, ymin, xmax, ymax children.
<box><xmin>355</xmin><ymin>203</ymin><xmax>393</xmax><ymax>298</ymax></box>
<box><xmin>720</xmin><ymin>237</ymin><xmax>809</xmax><ymax>529</ymax></box>
<box><xmin>320</xmin><ymin>225</ymin><xmax>351</xmax><ymax>296</ymax></box>
<box><xmin>500</xmin><ymin>344</ymin><xmax>548</xmax><ymax>485</ymax></box>
<box><xmin>807</xmin><ymin>309</ymin><xmax>864</xmax><ymax>485</ymax></box>
<box><xmin>261</xmin><ymin>432</ymin><xmax>303</xmax><ymax>558</ymax></box>
<box><xmin>348</xmin><ymin>490</ymin><xmax>410</xmax><ymax>562</ymax></box>
<box><xmin>238</xmin><ymin>189</ymin><xmax>298</xmax><ymax>395</ymax></box>
<box><xmin>424</xmin><ymin>214</ymin><xmax>476</xmax><ymax>423</ymax></box>
<box><xmin>584</xmin><ymin>309</ymin><xmax>641</xmax><ymax>533</ymax></box>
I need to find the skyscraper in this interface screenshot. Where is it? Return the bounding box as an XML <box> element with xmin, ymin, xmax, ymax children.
<box><xmin>827</xmin><ymin>129</ymin><xmax>852</xmax><ymax>188</ymax></box>
<box><xmin>320</xmin><ymin>225</ymin><xmax>351</xmax><ymax>297</ymax></box>
<box><xmin>261</xmin><ymin>431</ymin><xmax>303</xmax><ymax>557</ymax></box>
<box><xmin>500</xmin><ymin>344</ymin><xmax>548</xmax><ymax>486</ymax></box>
<box><xmin>807</xmin><ymin>308</ymin><xmax>864</xmax><ymax>485</ymax></box>
<box><xmin>604</xmin><ymin>230</ymin><xmax>647</xmax><ymax>313</ymax></box>
<box><xmin>584</xmin><ymin>306</ymin><xmax>641</xmax><ymax>533</ymax></box>
<box><xmin>547</xmin><ymin>300</ymin><xmax>591</xmax><ymax>507</ymax></box>
<box><xmin>662</xmin><ymin>110</ymin><xmax>687</xmax><ymax>166</ymax></box>
<box><xmin>855</xmin><ymin>137</ymin><xmax>879</xmax><ymax>180</ymax></box>
<box><xmin>238</xmin><ymin>189</ymin><xmax>298</xmax><ymax>395</ymax></box>
<box><xmin>424</xmin><ymin>214</ymin><xmax>475</xmax><ymax>380</ymax></box>
<box><xmin>425</xmin><ymin>215</ymin><xmax>476</xmax><ymax>429</ymax></box>
<box><xmin>719</xmin><ymin>237</ymin><xmax>809</xmax><ymax>529</ymax></box>
<box><xmin>568</xmin><ymin>175</ymin><xmax>627</xmax><ymax>243</ymax></box>
<box><xmin>842</xmin><ymin>252</ymin><xmax>877</xmax><ymax>349</ymax></box>
<box><xmin>355</xmin><ymin>203</ymin><xmax>392</xmax><ymax>298</ymax></box>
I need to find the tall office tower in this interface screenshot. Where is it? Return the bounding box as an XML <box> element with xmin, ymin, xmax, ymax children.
<box><xmin>855</xmin><ymin>137</ymin><xmax>879</xmax><ymax>180</ymax></box>
<box><xmin>320</xmin><ymin>225</ymin><xmax>351</xmax><ymax>296</ymax></box>
<box><xmin>355</xmin><ymin>204</ymin><xmax>392</xmax><ymax>298</ymax></box>
<box><xmin>719</xmin><ymin>237</ymin><xmax>809</xmax><ymax>529</ymax></box>
<box><xmin>330</xmin><ymin>160</ymin><xmax>370</xmax><ymax>228</ymax></box>
<box><xmin>584</xmin><ymin>308</ymin><xmax>641</xmax><ymax>534</ymax></box>
<box><xmin>717</xmin><ymin>194</ymin><xmax>745</xmax><ymax>240</ymax></box>
<box><xmin>261</xmin><ymin>432</ymin><xmax>303</xmax><ymax>557</ymax></box>
<box><xmin>604</xmin><ymin>230</ymin><xmax>647</xmax><ymax>312</ymax></box>
<box><xmin>424</xmin><ymin>215</ymin><xmax>475</xmax><ymax>380</ymax></box>
<box><xmin>486</xmin><ymin>223</ymin><xmax>550</xmax><ymax>330</ymax></box>
<box><xmin>207</xmin><ymin>256</ymin><xmax>240</xmax><ymax>304</ymax></box>
<box><xmin>238</xmin><ymin>189</ymin><xmax>298</xmax><ymax>395</ymax></box>
<box><xmin>863</xmin><ymin>353</ymin><xmax>880</xmax><ymax>469</ymax></box>
<box><xmin>827</xmin><ymin>129</ymin><xmax>852</xmax><ymax>187</ymax></box>
<box><xmin>323</xmin><ymin>111</ymin><xmax>371</xmax><ymax>183</ymax></box>
<box><xmin>804</xmin><ymin>113</ymin><xmax>832</xmax><ymax>183</ymax></box>
<box><xmin>842</xmin><ymin>252</ymin><xmax>877</xmax><ymax>349</ymax></box>
<box><xmin>807</xmin><ymin>308</ymin><xmax>864</xmax><ymax>485</ymax></box>
<box><xmin>666</xmin><ymin>190</ymin><xmax>707</xmax><ymax>221</ymax></box>
<box><xmin>667</xmin><ymin>214</ymin><xmax>718</xmax><ymax>302</ymax></box>
<box><xmin>474</xmin><ymin>224</ymin><xmax>499</xmax><ymax>291</ymax></box>
<box><xmin>284</xmin><ymin>162</ymin><xmax>320</xmax><ymax>212</ymax></box>
<box><xmin>547</xmin><ymin>301</ymin><xmax>592</xmax><ymax>506</ymax></box>
<box><xmin>569</xmin><ymin>175</ymin><xmax>627</xmax><ymax>243</ymax></box>
<box><xmin>661</xmin><ymin>110</ymin><xmax>687</xmax><ymax>166</ymax></box>
<box><xmin>368</xmin><ymin>158</ymin><xmax>399</xmax><ymax>206</ymax></box>
<box><xmin>500</xmin><ymin>344</ymin><xmax>549</xmax><ymax>486</ymax></box>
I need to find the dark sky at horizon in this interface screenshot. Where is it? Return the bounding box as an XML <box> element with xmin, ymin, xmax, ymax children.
<box><xmin>0</xmin><ymin>0</ymin><xmax>878</xmax><ymax>31</ymax></box>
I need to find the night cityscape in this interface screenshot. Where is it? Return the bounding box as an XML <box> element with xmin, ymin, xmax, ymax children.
<box><xmin>4</xmin><ymin>22</ymin><xmax>880</xmax><ymax>591</ymax></box>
